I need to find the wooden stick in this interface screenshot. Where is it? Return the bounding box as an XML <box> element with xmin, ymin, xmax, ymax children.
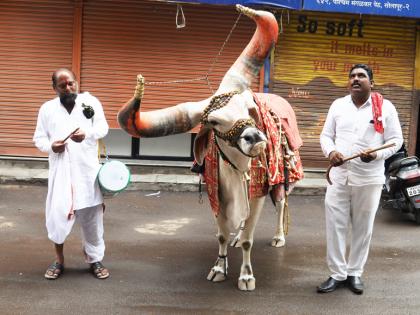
<box><xmin>62</xmin><ymin>127</ymin><xmax>80</xmax><ymax>142</ymax></box>
<box><xmin>326</xmin><ymin>142</ymin><xmax>396</xmax><ymax>185</ymax></box>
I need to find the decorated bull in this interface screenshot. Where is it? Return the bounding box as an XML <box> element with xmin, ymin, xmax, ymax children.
<box><xmin>117</xmin><ymin>4</ymin><xmax>303</xmax><ymax>291</ymax></box>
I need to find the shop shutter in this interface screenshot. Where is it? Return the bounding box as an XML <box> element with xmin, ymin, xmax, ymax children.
<box><xmin>80</xmin><ymin>0</ymin><xmax>260</xmax><ymax>129</ymax></box>
<box><xmin>0</xmin><ymin>0</ymin><xmax>74</xmax><ymax>156</ymax></box>
<box><xmin>272</xmin><ymin>11</ymin><xmax>416</xmax><ymax>168</ymax></box>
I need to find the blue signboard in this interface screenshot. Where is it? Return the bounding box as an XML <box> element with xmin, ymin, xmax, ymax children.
<box><xmin>180</xmin><ymin>0</ymin><xmax>302</xmax><ymax>9</ymax></box>
<box><xmin>303</xmin><ymin>0</ymin><xmax>420</xmax><ymax>18</ymax></box>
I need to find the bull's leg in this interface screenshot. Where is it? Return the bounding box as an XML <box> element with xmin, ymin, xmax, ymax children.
<box><xmin>238</xmin><ymin>197</ymin><xmax>265</xmax><ymax>291</ymax></box>
<box><xmin>230</xmin><ymin>221</ymin><xmax>244</xmax><ymax>248</ymax></box>
<box><xmin>271</xmin><ymin>198</ymin><xmax>286</xmax><ymax>247</ymax></box>
<box><xmin>207</xmin><ymin>219</ymin><xmax>230</xmax><ymax>282</ymax></box>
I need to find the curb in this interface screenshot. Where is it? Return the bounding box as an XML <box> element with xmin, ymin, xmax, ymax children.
<box><xmin>0</xmin><ymin>157</ymin><xmax>327</xmax><ymax>195</ymax></box>
<box><xmin>0</xmin><ymin>171</ymin><xmax>327</xmax><ymax>195</ymax></box>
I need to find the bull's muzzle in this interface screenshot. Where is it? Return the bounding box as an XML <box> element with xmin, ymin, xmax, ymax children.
<box><xmin>238</xmin><ymin>127</ymin><xmax>267</xmax><ymax>157</ymax></box>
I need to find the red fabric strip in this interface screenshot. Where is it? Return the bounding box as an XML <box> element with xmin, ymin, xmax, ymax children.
<box><xmin>371</xmin><ymin>92</ymin><xmax>384</xmax><ymax>134</ymax></box>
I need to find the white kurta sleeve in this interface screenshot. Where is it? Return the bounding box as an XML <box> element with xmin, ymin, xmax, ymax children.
<box><xmin>376</xmin><ymin>101</ymin><xmax>403</xmax><ymax>161</ymax></box>
<box><xmin>33</xmin><ymin>104</ymin><xmax>53</xmax><ymax>153</ymax></box>
<box><xmin>320</xmin><ymin>101</ymin><xmax>337</xmax><ymax>158</ymax></box>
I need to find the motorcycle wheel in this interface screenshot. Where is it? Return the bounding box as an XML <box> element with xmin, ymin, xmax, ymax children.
<box><xmin>411</xmin><ymin>202</ymin><xmax>420</xmax><ymax>225</ymax></box>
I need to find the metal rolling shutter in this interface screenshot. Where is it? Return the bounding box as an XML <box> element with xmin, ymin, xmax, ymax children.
<box><xmin>272</xmin><ymin>11</ymin><xmax>416</xmax><ymax>168</ymax></box>
<box><xmin>0</xmin><ymin>0</ymin><xmax>74</xmax><ymax>156</ymax></box>
<box><xmin>80</xmin><ymin>0</ymin><xmax>260</xmax><ymax>129</ymax></box>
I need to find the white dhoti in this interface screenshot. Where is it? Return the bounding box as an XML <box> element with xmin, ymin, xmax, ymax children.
<box><xmin>75</xmin><ymin>204</ymin><xmax>105</xmax><ymax>263</ymax></box>
<box><xmin>325</xmin><ymin>183</ymin><xmax>382</xmax><ymax>281</ymax></box>
<box><xmin>45</xmin><ymin>147</ymin><xmax>103</xmax><ymax>246</ymax></box>
<box><xmin>45</xmin><ymin>150</ymin><xmax>75</xmax><ymax>245</ymax></box>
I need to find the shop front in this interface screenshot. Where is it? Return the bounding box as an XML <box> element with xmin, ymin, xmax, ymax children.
<box><xmin>1</xmin><ymin>0</ymin><xmax>418</xmax><ymax>166</ymax></box>
<box><xmin>0</xmin><ymin>0</ymin><xmax>270</xmax><ymax>159</ymax></box>
<box><xmin>272</xmin><ymin>0</ymin><xmax>420</xmax><ymax>167</ymax></box>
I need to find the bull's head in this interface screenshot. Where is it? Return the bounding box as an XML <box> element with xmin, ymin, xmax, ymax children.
<box><xmin>117</xmin><ymin>5</ymin><xmax>278</xmax><ymax>170</ymax></box>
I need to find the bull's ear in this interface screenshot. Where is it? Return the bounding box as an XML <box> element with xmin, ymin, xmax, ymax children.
<box><xmin>193</xmin><ymin>126</ymin><xmax>211</xmax><ymax>165</ymax></box>
<box><xmin>242</xmin><ymin>89</ymin><xmax>261</xmax><ymax>125</ymax></box>
<box><xmin>249</xmin><ymin>106</ymin><xmax>261</xmax><ymax>126</ymax></box>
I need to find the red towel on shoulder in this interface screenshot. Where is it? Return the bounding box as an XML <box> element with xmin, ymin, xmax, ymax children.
<box><xmin>371</xmin><ymin>92</ymin><xmax>384</xmax><ymax>134</ymax></box>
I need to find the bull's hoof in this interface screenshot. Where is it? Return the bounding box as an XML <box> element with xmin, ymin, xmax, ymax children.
<box><xmin>271</xmin><ymin>235</ymin><xmax>285</xmax><ymax>248</ymax></box>
<box><xmin>238</xmin><ymin>275</ymin><xmax>256</xmax><ymax>291</ymax></box>
<box><xmin>207</xmin><ymin>267</ymin><xmax>227</xmax><ymax>282</ymax></box>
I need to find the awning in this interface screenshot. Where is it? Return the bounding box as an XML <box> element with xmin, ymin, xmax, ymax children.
<box><xmin>303</xmin><ymin>0</ymin><xmax>420</xmax><ymax>19</ymax></box>
<box><xmin>178</xmin><ymin>0</ymin><xmax>302</xmax><ymax>9</ymax></box>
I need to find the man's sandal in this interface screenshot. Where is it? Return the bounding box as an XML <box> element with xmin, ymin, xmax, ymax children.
<box><xmin>90</xmin><ymin>262</ymin><xmax>109</xmax><ymax>279</ymax></box>
<box><xmin>44</xmin><ymin>262</ymin><xmax>64</xmax><ymax>280</ymax></box>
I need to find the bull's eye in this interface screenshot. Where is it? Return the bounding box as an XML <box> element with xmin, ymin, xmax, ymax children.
<box><xmin>244</xmin><ymin>136</ymin><xmax>252</xmax><ymax>142</ymax></box>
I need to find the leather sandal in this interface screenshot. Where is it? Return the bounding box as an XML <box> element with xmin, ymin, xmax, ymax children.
<box><xmin>44</xmin><ymin>262</ymin><xmax>64</xmax><ymax>280</ymax></box>
<box><xmin>90</xmin><ymin>261</ymin><xmax>109</xmax><ymax>279</ymax></box>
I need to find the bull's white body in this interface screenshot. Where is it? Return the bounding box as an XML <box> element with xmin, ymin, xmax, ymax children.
<box><xmin>117</xmin><ymin>5</ymin><xmax>299</xmax><ymax>291</ymax></box>
<box><xmin>202</xmin><ymin>103</ymin><xmax>295</xmax><ymax>291</ymax></box>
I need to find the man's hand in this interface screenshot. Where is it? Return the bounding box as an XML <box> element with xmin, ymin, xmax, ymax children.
<box><xmin>329</xmin><ymin>151</ymin><xmax>344</xmax><ymax>167</ymax></box>
<box><xmin>360</xmin><ymin>150</ymin><xmax>377</xmax><ymax>163</ymax></box>
<box><xmin>51</xmin><ymin>140</ymin><xmax>66</xmax><ymax>153</ymax></box>
<box><xmin>70</xmin><ymin>129</ymin><xmax>86</xmax><ymax>143</ymax></box>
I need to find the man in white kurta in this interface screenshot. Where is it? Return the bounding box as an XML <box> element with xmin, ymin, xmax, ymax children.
<box><xmin>33</xmin><ymin>68</ymin><xmax>109</xmax><ymax>279</ymax></box>
<box><xmin>317</xmin><ymin>64</ymin><xmax>403</xmax><ymax>294</ymax></box>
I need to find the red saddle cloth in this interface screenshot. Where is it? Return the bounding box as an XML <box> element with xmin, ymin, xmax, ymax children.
<box><xmin>203</xmin><ymin>94</ymin><xmax>304</xmax><ymax>216</ymax></box>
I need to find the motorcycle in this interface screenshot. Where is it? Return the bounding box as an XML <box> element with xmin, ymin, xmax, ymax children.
<box><xmin>383</xmin><ymin>144</ymin><xmax>420</xmax><ymax>223</ymax></box>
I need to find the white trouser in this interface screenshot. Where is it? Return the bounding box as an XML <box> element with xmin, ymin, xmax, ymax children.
<box><xmin>325</xmin><ymin>183</ymin><xmax>382</xmax><ymax>281</ymax></box>
<box><xmin>75</xmin><ymin>204</ymin><xmax>105</xmax><ymax>264</ymax></box>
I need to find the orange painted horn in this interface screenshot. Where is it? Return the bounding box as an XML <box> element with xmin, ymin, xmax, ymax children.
<box><xmin>117</xmin><ymin>75</ymin><xmax>209</xmax><ymax>138</ymax></box>
<box><xmin>217</xmin><ymin>4</ymin><xmax>278</xmax><ymax>93</ymax></box>
<box><xmin>117</xmin><ymin>5</ymin><xmax>278</xmax><ymax>138</ymax></box>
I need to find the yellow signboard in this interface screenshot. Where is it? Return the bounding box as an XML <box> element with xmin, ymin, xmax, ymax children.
<box><xmin>275</xmin><ymin>11</ymin><xmax>416</xmax><ymax>89</ymax></box>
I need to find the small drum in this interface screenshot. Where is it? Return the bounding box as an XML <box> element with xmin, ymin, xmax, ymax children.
<box><xmin>98</xmin><ymin>160</ymin><xmax>131</xmax><ymax>197</ymax></box>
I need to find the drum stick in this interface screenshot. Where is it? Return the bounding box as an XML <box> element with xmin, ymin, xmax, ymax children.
<box><xmin>326</xmin><ymin>142</ymin><xmax>396</xmax><ymax>185</ymax></box>
<box><xmin>62</xmin><ymin>127</ymin><xmax>80</xmax><ymax>142</ymax></box>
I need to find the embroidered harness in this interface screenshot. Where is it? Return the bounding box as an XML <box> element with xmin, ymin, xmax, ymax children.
<box><xmin>201</xmin><ymin>91</ymin><xmax>257</xmax><ymax>156</ymax></box>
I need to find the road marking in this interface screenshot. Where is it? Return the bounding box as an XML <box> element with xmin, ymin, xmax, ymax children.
<box><xmin>135</xmin><ymin>218</ymin><xmax>192</xmax><ymax>235</ymax></box>
<box><xmin>0</xmin><ymin>216</ymin><xmax>14</xmax><ymax>229</ymax></box>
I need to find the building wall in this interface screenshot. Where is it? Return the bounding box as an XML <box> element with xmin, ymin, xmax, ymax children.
<box><xmin>2</xmin><ymin>1</ymin><xmax>416</xmax><ymax>166</ymax></box>
<box><xmin>0</xmin><ymin>0</ymin><xmax>260</xmax><ymax>158</ymax></box>
<box><xmin>0</xmin><ymin>0</ymin><xmax>74</xmax><ymax>156</ymax></box>
<box><xmin>272</xmin><ymin>10</ymin><xmax>418</xmax><ymax>167</ymax></box>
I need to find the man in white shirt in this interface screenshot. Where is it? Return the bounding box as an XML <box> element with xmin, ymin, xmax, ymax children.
<box><xmin>33</xmin><ymin>68</ymin><xmax>110</xmax><ymax>280</ymax></box>
<box><xmin>317</xmin><ymin>64</ymin><xmax>403</xmax><ymax>294</ymax></box>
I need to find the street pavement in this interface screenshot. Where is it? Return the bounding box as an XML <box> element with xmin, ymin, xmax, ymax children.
<box><xmin>1</xmin><ymin>184</ymin><xmax>420</xmax><ymax>315</ymax></box>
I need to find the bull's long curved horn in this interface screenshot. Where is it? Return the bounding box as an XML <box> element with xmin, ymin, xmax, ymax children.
<box><xmin>117</xmin><ymin>75</ymin><xmax>210</xmax><ymax>138</ymax></box>
<box><xmin>117</xmin><ymin>5</ymin><xmax>278</xmax><ymax>138</ymax></box>
<box><xmin>217</xmin><ymin>4</ymin><xmax>278</xmax><ymax>94</ymax></box>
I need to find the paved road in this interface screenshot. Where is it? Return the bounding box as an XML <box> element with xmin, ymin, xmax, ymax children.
<box><xmin>1</xmin><ymin>184</ymin><xmax>420</xmax><ymax>315</ymax></box>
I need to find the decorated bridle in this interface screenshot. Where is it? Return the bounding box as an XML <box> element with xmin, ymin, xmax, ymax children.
<box><xmin>200</xmin><ymin>91</ymin><xmax>257</xmax><ymax>153</ymax></box>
